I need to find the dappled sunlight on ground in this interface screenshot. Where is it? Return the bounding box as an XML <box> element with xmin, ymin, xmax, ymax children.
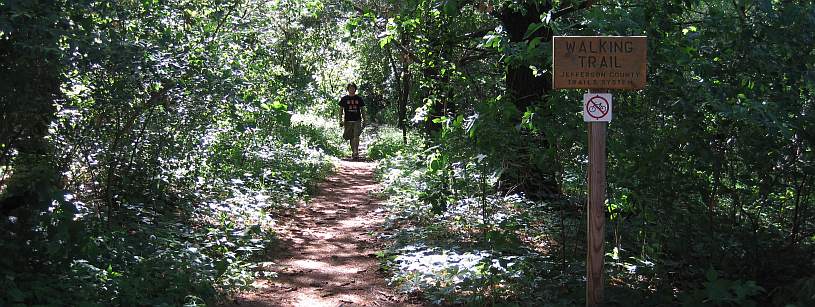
<box><xmin>223</xmin><ymin>160</ymin><xmax>422</xmax><ymax>307</ymax></box>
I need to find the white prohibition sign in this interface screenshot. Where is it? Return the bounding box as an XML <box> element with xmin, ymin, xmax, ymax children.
<box><xmin>583</xmin><ymin>93</ymin><xmax>612</xmax><ymax>122</ymax></box>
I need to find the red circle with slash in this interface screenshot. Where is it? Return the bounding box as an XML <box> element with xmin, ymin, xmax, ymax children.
<box><xmin>585</xmin><ymin>95</ymin><xmax>610</xmax><ymax>119</ymax></box>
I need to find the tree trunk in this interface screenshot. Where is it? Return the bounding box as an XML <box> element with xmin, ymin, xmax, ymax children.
<box><xmin>395</xmin><ymin>37</ymin><xmax>412</xmax><ymax>145</ymax></box>
<box><xmin>399</xmin><ymin>69</ymin><xmax>411</xmax><ymax>144</ymax></box>
<box><xmin>0</xmin><ymin>3</ymin><xmax>66</xmax><ymax>273</ymax></box>
<box><xmin>0</xmin><ymin>3</ymin><xmax>63</xmax><ymax>218</ymax></box>
<box><xmin>497</xmin><ymin>2</ymin><xmax>559</xmax><ymax>198</ymax></box>
<box><xmin>499</xmin><ymin>2</ymin><xmax>553</xmax><ymax>112</ymax></box>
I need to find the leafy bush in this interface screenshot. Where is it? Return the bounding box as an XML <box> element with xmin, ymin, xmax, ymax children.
<box><xmin>374</xmin><ymin>141</ymin><xmax>565</xmax><ymax>305</ymax></box>
<box><xmin>680</xmin><ymin>269</ymin><xmax>765</xmax><ymax>307</ymax></box>
<box><xmin>1</xmin><ymin>115</ymin><xmax>335</xmax><ymax>306</ymax></box>
<box><xmin>288</xmin><ymin>113</ymin><xmax>348</xmax><ymax>158</ymax></box>
<box><xmin>770</xmin><ymin>276</ymin><xmax>815</xmax><ymax>307</ymax></box>
<box><xmin>382</xmin><ymin>244</ymin><xmax>543</xmax><ymax>305</ymax></box>
<box><xmin>365</xmin><ymin>126</ymin><xmax>421</xmax><ymax>160</ymax></box>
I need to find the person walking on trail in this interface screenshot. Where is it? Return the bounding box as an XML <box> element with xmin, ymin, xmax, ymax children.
<box><xmin>339</xmin><ymin>83</ymin><xmax>365</xmax><ymax>160</ymax></box>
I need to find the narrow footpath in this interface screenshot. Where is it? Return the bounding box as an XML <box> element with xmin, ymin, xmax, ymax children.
<box><xmin>227</xmin><ymin>159</ymin><xmax>421</xmax><ymax>307</ymax></box>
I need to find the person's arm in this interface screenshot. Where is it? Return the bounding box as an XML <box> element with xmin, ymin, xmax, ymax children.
<box><xmin>339</xmin><ymin>98</ymin><xmax>344</xmax><ymax>127</ymax></box>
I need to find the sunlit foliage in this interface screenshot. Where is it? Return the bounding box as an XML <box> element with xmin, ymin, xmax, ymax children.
<box><xmin>1</xmin><ymin>0</ymin><xmax>345</xmax><ymax>305</ymax></box>
<box><xmin>363</xmin><ymin>0</ymin><xmax>815</xmax><ymax>306</ymax></box>
<box><xmin>2</xmin><ymin>0</ymin><xmax>814</xmax><ymax>306</ymax></box>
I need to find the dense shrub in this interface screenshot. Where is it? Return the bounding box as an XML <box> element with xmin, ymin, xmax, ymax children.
<box><xmin>365</xmin><ymin>126</ymin><xmax>421</xmax><ymax>160</ymax></box>
<box><xmin>0</xmin><ymin>0</ymin><xmax>344</xmax><ymax>304</ymax></box>
<box><xmin>1</xmin><ymin>115</ymin><xmax>337</xmax><ymax>305</ymax></box>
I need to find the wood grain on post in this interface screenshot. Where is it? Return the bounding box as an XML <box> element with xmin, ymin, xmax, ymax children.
<box><xmin>586</xmin><ymin>121</ymin><xmax>607</xmax><ymax>307</ymax></box>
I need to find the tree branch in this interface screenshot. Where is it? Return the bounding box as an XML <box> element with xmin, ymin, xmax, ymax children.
<box><xmin>552</xmin><ymin>0</ymin><xmax>594</xmax><ymax>20</ymax></box>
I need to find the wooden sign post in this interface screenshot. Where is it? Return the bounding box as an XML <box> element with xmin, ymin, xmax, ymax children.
<box><xmin>552</xmin><ymin>36</ymin><xmax>647</xmax><ymax>307</ymax></box>
<box><xmin>586</xmin><ymin>103</ymin><xmax>607</xmax><ymax>306</ymax></box>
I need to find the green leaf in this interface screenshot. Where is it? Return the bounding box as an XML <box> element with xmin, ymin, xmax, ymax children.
<box><xmin>9</xmin><ymin>286</ymin><xmax>27</xmax><ymax>302</ymax></box>
<box><xmin>443</xmin><ymin>0</ymin><xmax>459</xmax><ymax>16</ymax></box>
<box><xmin>379</xmin><ymin>35</ymin><xmax>394</xmax><ymax>48</ymax></box>
<box><xmin>524</xmin><ymin>22</ymin><xmax>547</xmax><ymax>39</ymax></box>
<box><xmin>527</xmin><ymin>37</ymin><xmax>541</xmax><ymax>53</ymax></box>
<box><xmin>706</xmin><ymin>268</ymin><xmax>718</xmax><ymax>282</ymax></box>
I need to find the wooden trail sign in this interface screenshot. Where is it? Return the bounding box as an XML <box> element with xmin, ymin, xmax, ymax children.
<box><xmin>551</xmin><ymin>36</ymin><xmax>648</xmax><ymax>307</ymax></box>
<box><xmin>552</xmin><ymin>36</ymin><xmax>647</xmax><ymax>90</ymax></box>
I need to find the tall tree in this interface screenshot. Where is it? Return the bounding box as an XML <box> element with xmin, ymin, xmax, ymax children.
<box><xmin>0</xmin><ymin>0</ymin><xmax>65</xmax><ymax>221</ymax></box>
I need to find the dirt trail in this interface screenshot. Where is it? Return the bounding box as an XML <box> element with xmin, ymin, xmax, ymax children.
<box><xmin>226</xmin><ymin>159</ymin><xmax>421</xmax><ymax>307</ymax></box>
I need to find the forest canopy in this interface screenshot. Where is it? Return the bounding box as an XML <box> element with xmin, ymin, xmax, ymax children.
<box><xmin>1</xmin><ymin>0</ymin><xmax>813</xmax><ymax>306</ymax></box>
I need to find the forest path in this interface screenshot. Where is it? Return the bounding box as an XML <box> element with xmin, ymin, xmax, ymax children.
<box><xmin>226</xmin><ymin>159</ymin><xmax>421</xmax><ymax>307</ymax></box>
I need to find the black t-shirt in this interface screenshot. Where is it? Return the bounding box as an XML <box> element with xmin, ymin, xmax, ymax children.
<box><xmin>340</xmin><ymin>95</ymin><xmax>364</xmax><ymax>122</ymax></box>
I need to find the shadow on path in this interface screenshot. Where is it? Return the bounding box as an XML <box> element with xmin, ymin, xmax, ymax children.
<box><xmin>223</xmin><ymin>160</ymin><xmax>422</xmax><ymax>307</ymax></box>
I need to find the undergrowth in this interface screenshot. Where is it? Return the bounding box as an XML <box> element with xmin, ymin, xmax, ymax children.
<box><xmin>369</xmin><ymin>128</ymin><xmax>798</xmax><ymax>306</ymax></box>
<box><xmin>1</xmin><ymin>115</ymin><xmax>341</xmax><ymax>306</ymax></box>
<box><xmin>372</xmin><ymin>138</ymin><xmax>579</xmax><ymax>306</ymax></box>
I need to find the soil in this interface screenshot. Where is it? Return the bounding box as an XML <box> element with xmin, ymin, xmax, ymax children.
<box><xmin>224</xmin><ymin>159</ymin><xmax>423</xmax><ymax>307</ymax></box>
